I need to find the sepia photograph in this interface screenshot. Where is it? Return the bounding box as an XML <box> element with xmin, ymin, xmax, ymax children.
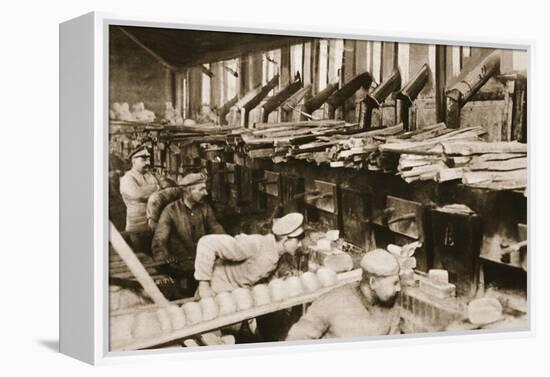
<box><xmin>107</xmin><ymin>24</ymin><xmax>528</xmax><ymax>352</ymax></box>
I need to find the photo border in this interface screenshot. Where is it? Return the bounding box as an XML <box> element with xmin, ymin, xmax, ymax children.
<box><xmin>81</xmin><ymin>11</ymin><xmax>535</xmax><ymax>364</ymax></box>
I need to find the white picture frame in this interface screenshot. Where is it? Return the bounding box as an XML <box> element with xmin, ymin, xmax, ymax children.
<box><xmin>60</xmin><ymin>11</ymin><xmax>534</xmax><ymax>365</ymax></box>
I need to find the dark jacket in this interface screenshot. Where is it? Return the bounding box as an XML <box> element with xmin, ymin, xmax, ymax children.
<box><xmin>152</xmin><ymin>199</ymin><xmax>224</xmax><ymax>271</ymax></box>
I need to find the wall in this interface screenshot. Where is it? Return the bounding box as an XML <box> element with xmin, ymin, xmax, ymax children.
<box><xmin>109</xmin><ymin>26</ymin><xmax>174</xmax><ymax>117</ymax></box>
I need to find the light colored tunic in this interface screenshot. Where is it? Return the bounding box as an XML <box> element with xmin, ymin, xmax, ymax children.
<box><xmin>194</xmin><ymin>234</ymin><xmax>280</xmax><ymax>293</ymax></box>
<box><xmin>286</xmin><ymin>284</ymin><xmax>401</xmax><ymax>340</ymax></box>
<box><xmin>119</xmin><ymin>169</ymin><xmax>158</xmax><ymax>232</ymax></box>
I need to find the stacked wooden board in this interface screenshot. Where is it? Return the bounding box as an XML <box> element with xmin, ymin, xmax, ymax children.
<box><xmin>227</xmin><ymin>120</ymin><xmax>360</xmax><ymax>162</ymax></box>
<box><xmin>391</xmin><ymin>139</ymin><xmax>527</xmax><ymax>190</ymax></box>
<box><xmin>111</xmin><ymin>119</ymin><xmax>527</xmax><ymax>193</ymax></box>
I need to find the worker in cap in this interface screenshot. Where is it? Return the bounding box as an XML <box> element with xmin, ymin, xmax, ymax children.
<box><xmin>119</xmin><ymin>144</ymin><xmax>159</xmax><ymax>253</ymax></box>
<box><xmin>177</xmin><ymin>172</ymin><xmax>207</xmax><ymax>187</ymax></box>
<box><xmin>194</xmin><ymin>212</ymin><xmax>305</xmax><ymax>298</ymax></box>
<box><xmin>151</xmin><ymin>171</ymin><xmax>224</xmax><ymax>297</ymax></box>
<box><xmin>286</xmin><ymin>248</ymin><xmax>401</xmax><ymax>341</ymax></box>
<box><xmin>128</xmin><ymin>144</ymin><xmax>150</xmax><ymax>160</ymax></box>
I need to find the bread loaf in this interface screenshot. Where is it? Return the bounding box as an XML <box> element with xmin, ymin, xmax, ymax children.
<box><xmin>216</xmin><ymin>292</ymin><xmax>237</xmax><ymax>315</ymax></box>
<box><xmin>232</xmin><ymin>288</ymin><xmax>254</xmax><ymax>311</ymax></box>
<box><xmin>200</xmin><ymin>297</ymin><xmax>220</xmax><ymax>321</ymax></box>
<box><xmin>251</xmin><ymin>284</ymin><xmax>271</xmax><ymax>306</ymax></box>
<box><xmin>166</xmin><ymin>304</ymin><xmax>186</xmax><ymax>329</ymax></box>
<box><xmin>133</xmin><ymin>311</ymin><xmax>162</xmax><ymax>339</ymax></box>
<box><xmin>285</xmin><ymin>276</ymin><xmax>304</xmax><ymax>297</ymax></box>
<box><xmin>110</xmin><ymin>314</ymin><xmax>134</xmax><ymax>344</ymax></box>
<box><xmin>316</xmin><ymin>267</ymin><xmax>337</xmax><ymax>287</ymax></box>
<box><xmin>156</xmin><ymin>307</ymin><xmax>172</xmax><ymax>332</ymax></box>
<box><xmin>269</xmin><ymin>279</ymin><xmax>289</xmax><ymax>302</ymax></box>
<box><xmin>300</xmin><ymin>272</ymin><xmax>321</xmax><ymax>292</ymax></box>
<box><xmin>182</xmin><ymin>302</ymin><xmax>203</xmax><ymax>325</ymax></box>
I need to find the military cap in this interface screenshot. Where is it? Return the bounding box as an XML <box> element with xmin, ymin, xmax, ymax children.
<box><xmin>177</xmin><ymin>172</ymin><xmax>207</xmax><ymax>187</ymax></box>
<box><xmin>272</xmin><ymin>212</ymin><xmax>304</xmax><ymax>237</ymax></box>
<box><xmin>128</xmin><ymin>145</ymin><xmax>150</xmax><ymax>160</ymax></box>
<box><xmin>360</xmin><ymin>249</ymin><xmax>400</xmax><ymax>277</ymax></box>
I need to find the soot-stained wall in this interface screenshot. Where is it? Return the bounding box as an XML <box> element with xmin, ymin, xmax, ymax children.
<box><xmin>109</xmin><ymin>26</ymin><xmax>173</xmax><ymax>117</ymax></box>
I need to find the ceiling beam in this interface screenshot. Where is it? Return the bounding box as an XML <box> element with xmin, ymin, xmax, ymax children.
<box><xmin>117</xmin><ymin>26</ymin><xmax>180</xmax><ymax>72</ymax></box>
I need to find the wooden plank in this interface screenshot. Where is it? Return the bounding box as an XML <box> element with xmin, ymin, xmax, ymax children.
<box><xmin>109</xmin><ymin>222</ymin><xmax>169</xmax><ymax>305</ymax></box>
<box><xmin>400</xmin><ymin>163</ymin><xmax>444</xmax><ymax>178</ymax></box>
<box><xmin>254</xmin><ymin>119</ymin><xmax>344</xmax><ymax>130</ymax></box>
<box><xmin>437</xmin><ymin>167</ymin><xmax>464</xmax><ymax>182</ymax></box>
<box><xmin>471</xmin><ymin>153</ymin><xmax>526</xmax><ymax>162</ymax></box>
<box><xmin>469</xmin><ymin>157</ymin><xmax>526</xmax><ymax>171</ymax></box>
<box><xmin>441</xmin><ymin>141</ymin><xmax>527</xmax><ymax>155</ymax></box>
<box><xmin>111</xmin><ymin>269</ymin><xmax>362</xmax><ymax>351</ymax></box>
<box><xmin>462</xmin><ymin>169</ymin><xmax>527</xmax><ymax>185</ymax></box>
<box><xmin>380</xmin><ymin>127</ymin><xmax>485</xmax><ymax>153</ymax></box>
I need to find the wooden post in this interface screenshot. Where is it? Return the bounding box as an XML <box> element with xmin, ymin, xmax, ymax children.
<box><xmin>280</xmin><ymin>44</ymin><xmax>291</xmax><ymax>88</ymax></box>
<box><xmin>239</xmin><ymin>54</ymin><xmax>248</xmax><ymax>96</ymax></box>
<box><xmin>435</xmin><ymin>45</ymin><xmax>447</xmax><ymax>124</ymax></box>
<box><xmin>188</xmin><ymin>66</ymin><xmax>203</xmax><ymax>119</ymax></box>
<box><xmin>512</xmin><ymin>79</ymin><xmax>527</xmax><ymax>142</ymax></box>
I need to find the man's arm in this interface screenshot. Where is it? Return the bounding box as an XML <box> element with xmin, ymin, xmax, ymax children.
<box><xmin>151</xmin><ymin>208</ymin><xmax>173</xmax><ymax>261</ymax></box>
<box><xmin>286</xmin><ymin>300</ymin><xmax>329</xmax><ymax>341</ymax></box>
<box><xmin>194</xmin><ymin>234</ymin><xmax>249</xmax><ymax>282</ymax></box>
<box><xmin>205</xmin><ymin>205</ymin><xmax>225</xmax><ymax>234</ymax></box>
<box><xmin>120</xmin><ymin>175</ymin><xmax>157</xmax><ymax>203</ymax></box>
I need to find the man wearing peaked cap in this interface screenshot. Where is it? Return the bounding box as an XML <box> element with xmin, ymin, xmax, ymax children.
<box><xmin>127</xmin><ymin>144</ymin><xmax>150</xmax><ymax>160</ymax></box>
<box><xmin>272</xmin><ymin>212</ymin><xmax>304</xmax><ymax>238</ymax></box>
<box><xmin>119</xmin><ymin>144</ymin><xmax>159</xmax><ymax>252</ymax></box>
<box><xmin>287</xmin><ymin>249</ymin><xmax>401</xmax><ymax>341</ymax></box>
<box><xmin>194</xmin><ymin>212</ymin><xmax>305</xmax><ymax>298</ymax></box>
<box><xmin>152</xmin><ymin>171</ymin><xmax>224</xmax><ymax>297</ymax></box>
<box><xmin>177</xmin><ymin>172</ymin><xmax>207</xmax><ymax>187</ymax></box>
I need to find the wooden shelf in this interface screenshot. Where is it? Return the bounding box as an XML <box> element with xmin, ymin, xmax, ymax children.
<box><xmin>480</xmin><ymin>254</ymin><xmax>525</xmax><ymax>271</ymax></box>
<box><xmin>111</xmin><ymin>269</ymin><xmax>362</xmax><ymax>351</ymax></box>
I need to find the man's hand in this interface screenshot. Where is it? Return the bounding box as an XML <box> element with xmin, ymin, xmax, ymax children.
<box><xmin>161</xmin><ymin>255</ymin><xmax>178</xmax><ymax>265</ymax></box>
<box><xmin>198</xmin><ymin>281</ymin><xmax>215</xmax><ymax>299</ymax></box>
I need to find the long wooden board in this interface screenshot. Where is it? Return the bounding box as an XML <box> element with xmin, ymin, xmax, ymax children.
<box><xmin>111</xmin><ymin>269</ymin><xmax>362</xmax><ymax>351</ymax></box>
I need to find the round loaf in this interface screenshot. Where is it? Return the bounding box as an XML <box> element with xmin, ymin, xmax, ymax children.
<box><xmin>317</xmin><ymin>267</ymin><xmax>338</xmax><ymax>287</ymax></box>
<box><xmin>133</xmin><ymin>311</ymin><xmax>162</xmax><ymax>339</ymax></box>
<box><xmin>252</xmin><ymin>284</ymin><xmax>271</xmax><ymax>306</ymax></box>
<box><xmin>285</xmin><ymin>276</ymin><xmax>304</xmax><ymax>297</ymax></box>
<box><xmin>200</xmin><ymin>297</ymin><xmax>220</xmax><ymax>321</ymax></box>
<box><xmin>300</xmin><ymin>272</ymin><xmax>321</xmax><ymax>292</ymax></box>
<box><xmin>166</xmin><ymin>304</ymin><xmax>186</xmax><ymax>330</ymax></box>
<box><xmin>216</xmin><ymin>291</ymin><xmax>237</xmax><ymax>315</ymax></box>
<box><xmin>232</xmin><ymin>288</ymin><xmax>254</xmax><ymax>311</ymax></box>
<box><xmin>182</xmin><ymin>302</ymin><xmax>203</xmax><ymax>325</ymax></box>
<box><xmin>110</xmin><ymin>314</ymin><xmax>134</xmax><ymax>345</ymax></box>
<box><xmin>269</xmin><ymin>278</ymin><xmax>288</xmax><ymax>302</ymax></box>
